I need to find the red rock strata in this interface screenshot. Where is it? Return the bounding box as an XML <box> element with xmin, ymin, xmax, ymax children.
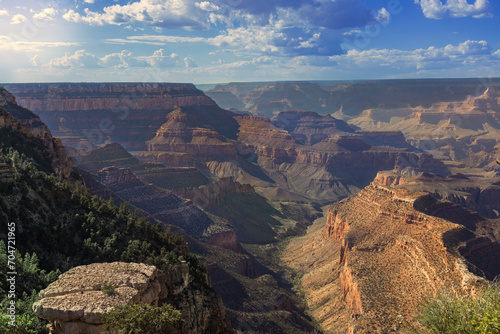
<box><xmin>284</xmin><ymin>176</ymin><xmax>487</xmax><ymax>333</ymax></box>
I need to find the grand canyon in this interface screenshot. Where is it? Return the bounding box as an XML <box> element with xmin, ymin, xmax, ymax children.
<box><xmin>0</xmin><ymin>79</ymin><xmax>499</xmax><ymax>333</ymax></box>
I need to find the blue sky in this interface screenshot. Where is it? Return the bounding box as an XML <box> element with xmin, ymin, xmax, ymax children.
<box><xmin>1</xmin><ymin>0</ymin><xmax>499</xmax><ymax>83</ymax></box>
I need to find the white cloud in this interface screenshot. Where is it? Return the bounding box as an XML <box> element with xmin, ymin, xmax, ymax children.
<box><xmin>45</xmin><ymin>48</ymin><xmax>180</xmax><ymax>69</ymax></box>
<box><xmin>0</xmin><ymin>35</ymin><xmax>79</xmax><ymax>52</ymax></box>
<box><xmin>329</xmin><ymin>40</ymin><xmax>498</xmax><ymax>72</ymax></box>
<box><xmin>63</xmin><ymin>0</ymin><xmax>211</xmax><ymax>29</ymax></box>
<box><xmin>84</xmin><ymin>0</ymin><xmax>95</xmax><ymax>3</ymax></box>
<box><xmin>414</xmin><ymin>0</ymin><xmax>492</xmax><ymax>19</ymax></box>
<box><xmin>47</xmin><ymin>50</ymin><xmax>100</xmax><ymax>68</ymax></box>
<box><xmin>136</xmin><ymin>49</ymin><xmax>179</xmax><ymax>67</ymax></box>
<box><xmin>184</xmin><ymin>56</ymin><xmax>197</xmax><ymax>68</ymax></box>
<box><xmin>11</xmin><ymin>14</ymin><xmax>26</xmax><ymax>24</ymax></box>
<box><xmin>0</xmin><ymin>10</ymin><xmax>8</xmax><ymax>16</ymax></box>
<box><xmin>33</xmin><ymin>8</ymin><xmax>57</xmax><ymax>21</ymax></box>
<box><xmin>63</xmin><ymin>0</ymin><xmax>387</xmax><ymax>57</ymax></box>
<box><xmin>99</xmin><ymin>50</ymin><xmax>133</xmax><ymax>68</ymax></box>
<box><xmin>195</xmin><ymin>2</ymin><xmax>220</xmax><ymax>12</ymax></box>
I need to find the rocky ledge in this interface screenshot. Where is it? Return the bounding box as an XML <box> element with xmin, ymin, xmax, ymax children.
<box><xmin>33</xmin><ymin>262</ymin><xmax>233</xmax><ymax>334</ymax></box>
<box><xmin>33</xmin><ymin>262</ymin><xmax>170</xmax><ymax>334</ymax></box>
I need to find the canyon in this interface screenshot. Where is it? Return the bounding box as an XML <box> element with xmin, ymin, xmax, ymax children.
<box><xmin>202</xmin><ymin>79</ymin><xmax>499</xmax><ymax>117</ymax></box>
<box><xmin>2</xmin><ymin>80</ymin><xmax>500</xmax><ymax>333</ymax></box>
<box><xmin>283</xmin><ymin>172</ymin><xmax>495</xmax><ymax>333</ymax></box>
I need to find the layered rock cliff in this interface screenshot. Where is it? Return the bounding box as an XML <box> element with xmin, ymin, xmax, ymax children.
<box><xmin>283</xmin><ymin>176</ymin><xmax>490</xmax><ymax>333</ymax></box>
<box><xmin>204</xmin><ymin>79</ymin><xmax>489</xmax><ymax>117</ymax></box>
<box><xmin>147</xmin><ymin>108</ymin><xmax>239</xmax><ymax>161</ymax></box>
<box><xmin>94</xmin><ymin>166</ymin><xmax>218</xmax><ymax>238</ymax></box>
<box><xmin>349</xmin><ymin>87</ymin><xmax>500</xmax><ymax>167</ymax></box>
<box><xmin>233</xmin><ymin>113</ymin><xmax>448</xmax><ymax>202</ymax></box>
<box><xmin>4</xmin><ymin>83</ymin><xmax>231</xmax><ymax>150</ymax></box>
<box><xmin>0</xmin><ymin>88</ymin><xmax>73</xmax><ymax>179</ymax></box>
<box><xmin>33</xmin><ymin>262</ymin><xmax>233</xmax><ymax>334</ymax></box>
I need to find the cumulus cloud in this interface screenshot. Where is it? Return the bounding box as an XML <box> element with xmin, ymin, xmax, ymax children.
<box><xmin>33</xmin><ymin>8</ymin><xmax>57</xmax><ymax>21</ymax></box>
<box><xmin>11</xmin><ymin>14</ymin><xmax>27</xmax><ymax>24</ymax></box>
<box><xmin>414</xmin><ymin>0</ymin><xmax>492</xmax><ymax>19</ymax></box>
<box><xmin>84</xmin><ymin>0</ymin><xmax>95</xmax><ymax>3</ymax></box>
<box><xmin>63</xmin><ymin>0</ymin><xmax>390</xmax><ymax>57</ymax></box>
<box><xmin>136</xmin><ymin>49</ymin><xmax>179</xmax><ymax>67</ymax></box>
<box><xmin>47</xmin><ymin>50</ymin><xmax>100</xmax><ymax>68</ymax></box>
<box><xmin>330</xmin><ymin>40</ymin><xmax>498</xmax><ymax>72</ymax></box>
<box><xmin>0</xmin><ymin>10</ymin><xmax>9</xmax><ymax>16</ymax></box>
<box><xmin>195</xmin><ymin>1</ymin><xmax>219</xmax><ymax>12</ymax></box>
<box><xmin>63</xmin><ymin>0</ymin><xmax>212</xmax><ymax>29</ymax></box>
<box><xmin>45</xmin><ymin>49</ymin><xmax>180</xmax><ymax>69</ymax></box>
<box><xmin>184</xmin><ymin>56</ymin><xmax>197</xmax><ymax>68</ymax></box>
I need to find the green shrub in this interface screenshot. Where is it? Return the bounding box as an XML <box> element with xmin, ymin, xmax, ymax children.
<box><xmin>419</xmin><ymin>284</ymin><xmax>500</xmax><ymax>334</ymax></box>
<box><xmin>100</xmin><ymin>302</ymin><xmax>183</xmax><ymax>334</ymax></box>
<box><xmin>102</xmin><ymin>284</ymin><xmax>115</xmax><ymax>296</ymax></box>
<box><xmin>0</xmin><ymin>312</ymin><xmax>42</xmax><ymax>334</ymax></box>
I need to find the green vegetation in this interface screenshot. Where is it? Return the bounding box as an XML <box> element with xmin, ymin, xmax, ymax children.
<box><xmin>102</xmin><ymin>284</ymin><xmax>115</xmax><ymax>296</ymax></box>
<box><xmin>100</xmin><ymin>302</ymin><xmax>183</xmax><ymax>334</ymax></box>
<box><xmin>0</xmin><ymin>241</ymin><xmax>59</xmax><ymax>333</ymax></box>
<box><xmin>419</xmin><ymin>284</ymin><xmax>500</xmax><ymax>334</ymax></box>
<box><xmin>0</xmin><ymin>149</ymin><xmax>210</xmax><ymax>332</ymax></box>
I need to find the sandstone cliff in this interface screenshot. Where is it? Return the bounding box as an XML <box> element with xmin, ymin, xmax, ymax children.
<box><xmin>33</xmin><ymin>262</ymin><xmax>233</xmax><ymax>334</ymax></box>
<box><xmin>205</xmin><ymin>79</ymin><xmax>487</xmax><ymax>117</ymax></box>
<box><xmin>147</xmin><ymin>108</ymin><xmax>239</xmax><ymax>161</ymax></box>
<box><xmin>4</xmin><ymin>83</ymin><xmax>232</xmax><ymax>151</ymax></box>
<box><xmin>283</xmin><ymin>176</ymin><xmax>489</xmax><ymax>333</ymax></box>
<box><xmin>0</xmin><ymin>93</ymin><xmax>73</xmax><ymax>179</ymax></box>
<box><xmin>349</xmin><ymin>87</ymin><xmax>500</xmax><ymax>167</ymax></box>
<box><xmin>233</xmin><ymin>113</ymin><xmax>448</xmax><ymax>202</ymax></box>
<box><xmin>94</xmin><ymin>166</ymin><xmax>219</xmax><ymax>238</ymax></box>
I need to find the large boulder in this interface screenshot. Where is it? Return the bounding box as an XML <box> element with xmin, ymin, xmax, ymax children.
<box><xmin>33</xmin><ymin>262</ymin><xmax>172</xmax><ymax>334</ymax></box>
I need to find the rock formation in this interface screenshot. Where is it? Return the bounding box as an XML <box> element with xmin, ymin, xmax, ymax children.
<box><xmin>146</xmin><ymin>107</ymin><xmax>238</xmax><ymax>161</ymax></box>
<box><xmin>204</xmin><ymin>79</ymin><xmax>490</xmax><ymax>117</ymax></box>
<box><xmin>283</xmin><ymin>175</ymin><xmax>490</xmax><ymax>333</ymax></box>
<box><xmin>233</xmin><ymin>113</ymin><xmax>448</xmax><ymax>202</ymax></box>
<box><xmin>94</xmin><ymin>166</ymin><xmax>218</xmax><ymax>238</ymax></box>
<box><xmin>0</xmin><ymin>153</ymin><xmax>17</xmax><ymax>181</ymax></box>
<box><xmin>4</xmin><ymin>83</ymin><xmax>227</xmax><ymax>150</ymax></box>
<box><xmin>349</xmin><ymin>87</ymin><xmax>500</xmax><ymax>167</ymax></box>
<box><xmin>0</xmin><ymin>90</ymin><xmax>73</xmax><ymax>179</ymax></box>
<box><xmin>33</xmin><ymin>262</ymin><xmax>233</xmax><ymax>334</ymax></box>
<box><xmin>174</xmin><ymin>177</ymin><xmax>255</xmax><ymax>209</ymax></box>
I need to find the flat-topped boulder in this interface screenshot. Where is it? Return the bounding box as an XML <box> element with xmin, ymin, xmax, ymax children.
<box><xmin>33</xmin><ymin>262</ymin><xmax>171</xmax><ymax>334</ymax></box>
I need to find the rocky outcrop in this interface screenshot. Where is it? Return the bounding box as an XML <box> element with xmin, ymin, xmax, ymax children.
<box><xmin>94</xmin><ymin>167</ymin><xmax>217</xmax><ymax>238</ymax></box>
<box><xmin>271</xmin><ymin>110</ymin><xmax>354</xmax><ymax>145</ymax></box>
<box><xmin>174</xmin><ymin>177</ymin><xmax>255</xmax><ymax>208</ymax></box>
<box><xmin>349</xmin><ymin>87</ymin><xmax>500</xmax><ymax>167</ymax></box>
<box><xmin>5</xmin><ymin>83</ymin><xmax>233</xmax><ymax>151</ymax></box>
<box><xmin>0</xmin><ymin>101</ymin><xmax>73</xmax><ymax>179</ymax></box>
<box><xmin>284</xmin><ymin>177</ymin><xmax>490</xmax><ymax>333</ymax></box>
<box><xmin>0</xmin><ymin>87</ymin><xmax>51</xmax><ymax>137</ymax></box>
<box><xmin>206</xmin><ymin>231</ymin><xmax>243</xmax><ymax>252</ymax></box>
<box><xmin>237</xmin><ymin>258</ymin><xmax>259</xmax><ymax>279</ymax></box>
<box><xmin>147</xmin><ymin>108</ymin><xmax>238</xmax><ymax>161</ymax></box>
<box><xmin>33</xmin><ymin>262</ymin><xmax>233</xmax><ymax>334</ymax></box>
<box><xmin>205</xmin><ymin>79</ymin><xmax>487</xmax><ymax>117</ymax></box>
<box><xmin>0</xmin><ymin>154</ymin><xmax>17</xmax><ymax>181</ymax></box>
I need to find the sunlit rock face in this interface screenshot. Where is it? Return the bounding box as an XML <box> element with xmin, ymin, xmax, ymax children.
<box><xmin>284</xmin><ymin>174</ymin><xmax>491</xmax><ymax>333</ymax></box>
<box><xmin>33</xmin><ymin>262</ymin><xmax>233</xmax><ymax>334</ymax></box>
